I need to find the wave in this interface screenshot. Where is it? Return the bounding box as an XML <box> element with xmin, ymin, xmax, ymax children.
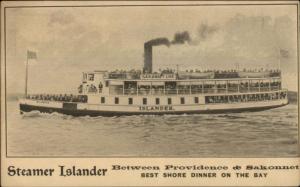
<box><xmin>22</xmin><ymin>110</ymin><xmax>66</xmax><ymax>118</ymax></box>
<box><xmin>216</xmin><ymin>114</ymin><xmax>246</xmax><ymax>119</ymax></box>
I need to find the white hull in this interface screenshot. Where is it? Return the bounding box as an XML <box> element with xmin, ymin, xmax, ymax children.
<box><xmin>19</xmin><ymin>97</ymin><xmax>288</xmax><ymax>116</ymax></box>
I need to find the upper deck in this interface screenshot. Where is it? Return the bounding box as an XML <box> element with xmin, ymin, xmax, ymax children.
<box><xmin>78</xmin><ymin>69</ymin><xmax>282</xmax><ymax>96</ymax></box>
<box><xmin>104</xmin><ymin>69</ymin><xmax>281</xmax><ymax>80</ymax></box>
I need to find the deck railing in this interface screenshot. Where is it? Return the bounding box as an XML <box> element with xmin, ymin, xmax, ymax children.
<box><xmin>205</xmin><ymin>90</ymin><xmax>287</xmax><ymax>104</ymax></box>
<box><xmin>109</xmin><ymin>86</ymin><xmax>282</xmax><ymax>95</ymax></box>
<box><xmin>26</xmin><ymin>94</ymin><xmax>88</xmax><ymax>103</ymax></box>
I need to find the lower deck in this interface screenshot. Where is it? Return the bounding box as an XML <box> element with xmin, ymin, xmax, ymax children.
<box><xmin>20</xmin><ymin>101</ymin><xmax>287</xmax><ymax>116</ymax></box>
<box><xmin>20</xmin><ymin>90</ymin><xmax>288</xmax><ymax>116</ymax></box>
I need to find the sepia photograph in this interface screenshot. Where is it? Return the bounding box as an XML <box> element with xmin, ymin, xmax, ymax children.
<box><xmin>3</xmin><ymin>1</ymin><xmax>298</xmax><ymax>158</ymax></box>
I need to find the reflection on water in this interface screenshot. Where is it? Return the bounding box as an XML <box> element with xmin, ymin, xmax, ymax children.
<box><xmin>7</xmin><ymin>101</ymin><xmax>298</xmax><ymax>157</ymax></box>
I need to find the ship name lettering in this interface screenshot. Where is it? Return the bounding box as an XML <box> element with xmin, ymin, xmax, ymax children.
<box><xmin>141</xmin><ymin>74</ymin><xmax>174</xmax><ymax>79</ymax></box>
<box><xmin>139</xmin><ymin>106</ymin><xmax>174</xmax><ymax>111</ymax></box>
<box><xmin>59</xmin><ymin>165</ymin><xmax>107</xmax><ymax>177</ymax></box>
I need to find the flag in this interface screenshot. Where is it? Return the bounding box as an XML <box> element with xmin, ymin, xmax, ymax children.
<box><xmin>280</xmin><ymin>49</ymin><xmax>289</xmax><ymax>58</ymax></box>
<box><xmin>27</xmin><ymin>50</ymin><xmax>37</xmax><ymax>59</ymax></box>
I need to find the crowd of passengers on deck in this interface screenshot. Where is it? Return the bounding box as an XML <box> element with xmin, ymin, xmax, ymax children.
<box><xmin>107</xmin><ymin>68</ymin><xmax>281</xmax><ymax>79</ymax></box>
<box><xmin>183</xmin><ymin>68</ymin><xmax>281</xmax><ymax>73</ymax></box>
<box><xmin>78</xmin><ymin>82</ymin><xmax>103</xmax><ymax>94</ymax></box>
<box><xmin>109</xmin><ymin>68</ymin><xmax>281</xmax><ymax>73</ymax></box>
<box><xmin>26</xmin><ymin>94</ymin><xmax>88</xmax><ymax>103</ymax></box>
<box><xmin>114</xmin><ymin>81</ymin><xmax>281</xmax><ymax>95</ymax></box>
<box><xmin>205</xmin><ymin>92</ymin><xmax>287</xmax><ymax>104</ymax></box>
<box><xmin>76</xmin><ymin>79</ymin><xmax>281</xmax><ymax>95</ymax></box>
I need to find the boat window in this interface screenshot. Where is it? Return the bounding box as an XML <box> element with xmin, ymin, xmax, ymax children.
<box><xmin>194</xmin><ymin>97</ymin><xmax>199</xmax><ymax>104</ymax></box>
<box><xmin>143</xmin><ymin>98</ymin><xmax>147</xmax><ymax>105</ymax></box>
<box><xmin>227</xmin><ymin>80</ymin><xmax>239</xmax><ymax>93</ymax></box>
<box><xmin>180</xmin><ymin>97</ymin><xmax>185</xmax><ymax>104</ymax></box>
<box><xmin>88</xmin><ymin>74</ymin><xmax>94</xmax><ymax>81</ymax></box>
<box><xmin>115</xmin><ymin>97</ymin><xmax>119</xmax><ymax>104</ymax></box>
<box><xmin>124</xmin><ymin>82</ymin><xmax>137</xmax><ymax>95</ymax></box>
<box><xmin>128</xmin><ymin>98</ymin><xmax>133</xmax><ymax>105</ymax></box>
<box><xmin>101</xmin><ymin>97</ymin><xmax>105</xmax><ymax>104</ymax></box>
<box><xmin>168</xmin><ymin>98</ymin><xmax>172</xmax><ymax>105</ymax></box>
<box><xmin>156</xmin><ymin>98</ymin><xmax>160</xmax><ymax>105</ymax></box>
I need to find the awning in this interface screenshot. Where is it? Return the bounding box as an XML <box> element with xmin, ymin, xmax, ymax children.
<box><xmin>151</xmin><ymin>82</ymin><xmax>165</xmax><ymax>86</ymax></box>
<box><xmin>177</xmin><ymin>82</ymin><xmax>191</xmax><ymax>86</ymax></box>
<box><xmin>202</xmin><ymin>80</ymin><xmax>216</xmax><ymax>84</ymax></box>
<box><xmin>214</xmin><ymin>80</ymin><xmax>227</xmax><ymax>84</ymax></box>
<box><xmin>227</xmin><ymin>80</ymin><xmax>239</xmax><ymax>83</ymax></box>
<box><xmin>190</xmin><ymin>81</ymin><xmax>203</xmax><ymax>85</ymax></box>
<box><xmin>137</xmin><ymin>81</ymin><xmax>152</xmax><ymax>86</ymax></box>
<box><xmin>109</xmin><ymin>80</ymin><xmax>124</xmax><ymax>85</ymax></box>
<box><xmin>137</xmin><ymin>81</ymin><xmax>165</xmax><ymax>86</ymax></box>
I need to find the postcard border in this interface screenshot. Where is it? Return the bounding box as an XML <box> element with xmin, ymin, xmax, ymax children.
<box><xmin>2</xmin><ymin>2</ymin><xmax>299</xmax><ymax>158</ymax></box>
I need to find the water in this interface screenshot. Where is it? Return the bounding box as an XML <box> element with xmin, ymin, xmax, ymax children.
<box><xmin>6</xmin><ymin>100</ymin><xmax>299</xmax><ymax>157</ymax></box>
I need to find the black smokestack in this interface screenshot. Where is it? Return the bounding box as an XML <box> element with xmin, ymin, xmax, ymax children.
<box><xmin>145</xmin><ymin>38</ymin><xmax>170</xmax><ymax>47</ymax></box>
<box><xmin>144</xmin><ymin>38</ymin><xmax>170</xmax><ymax>73</ymax></box>
<box><xmin>143</xmin><ymin>45</ymin><xmax>153</xmax><ymax>73</ymax></box>
<box><xmin>143</xmin><ymin>32</ymin><xmax>191</xmax><ymax>73</ymax></box>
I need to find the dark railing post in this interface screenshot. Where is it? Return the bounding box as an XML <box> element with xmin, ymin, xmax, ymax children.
<box><xmin>248</xmin><ymin>80</ymin><xmax>250</xmax><ymax>92</ymax></box>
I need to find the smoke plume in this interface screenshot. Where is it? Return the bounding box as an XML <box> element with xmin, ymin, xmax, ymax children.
<box><xmin>171</xmin><ymin>31</ymin><xmax>191</xmax><ymax>44</ymax></box>
<box><xmin>197</xmin><ymin>23</ymin><xmax>218</xmax><ymax>41</ymax></box>
<box><xmin>144</xmin><ymin>31</ymin><xmax>192</xmax><ymax>48</ymax></box>
<box><xmin>143</xmin><ymin>25</ymin><xmax>218</xmax><ymax>73</ymax></box>
<box><xmin>145</xmin><ymin>24</ymin><xmax>218</xmax><ymax>50</ymax></box>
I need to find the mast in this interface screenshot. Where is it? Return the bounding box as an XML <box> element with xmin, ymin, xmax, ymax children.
<box><xmin>25</xmin><ymin>53</ymin><xmax>29</xmax><ymax>97</ymax></box>
<box><xmin>24</xmin><ymin>50</ymin><xmax>37</xmax><ymax>97</ymax></box>
<box><xmin>278</xmin><ymin>48</ymin><xmax>281</xmax><ymax>70</ymax></box>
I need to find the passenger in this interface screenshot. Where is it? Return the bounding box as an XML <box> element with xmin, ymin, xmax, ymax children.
<box><xmin>78</xmin><ymin>84</ymin><xmax>83</xmax><ymax>94</ymax></box>
<box><xmin>130</xmin><ymin>87</ymin><xmax>135</xmax><ymax>94</ymax></box>
<box><xmin>98</xmin><ymin>82</ymin><xmax>103</xmax><ymax>93</ymax></box>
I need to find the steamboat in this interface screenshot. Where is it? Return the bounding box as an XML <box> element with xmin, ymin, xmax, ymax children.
<box><xmin>19</xmin><ymin>42</ymin><xmax>288</xmax><ymax>116</ymax></box>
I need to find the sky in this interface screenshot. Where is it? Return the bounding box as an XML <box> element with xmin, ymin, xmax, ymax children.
<box><xmin>4</xmin><ymin>4</ymin><xmax>298</xmax><ymax>94</ymax></box>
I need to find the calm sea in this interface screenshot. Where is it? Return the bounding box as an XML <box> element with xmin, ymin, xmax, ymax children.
<box><xmin>6</xmin><ymin>100</ymin><xmax>299</xmax><ymax>157</ymax></box>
